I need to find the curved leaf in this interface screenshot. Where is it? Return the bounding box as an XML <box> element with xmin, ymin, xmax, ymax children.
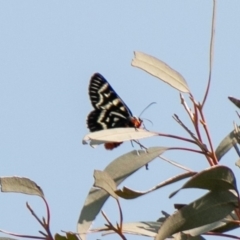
<box><xmin>132</xmin><ymin>51</ymin><xmax>190</xmax><ymax>93</ymax></box>
<box><xmin>0</xmin><ymin>176</ymin><xmax>44</xmax><ymax>197</ymax></box>
<box><xmin>65</xmin><ymin>233</ymin><xmax>78</xmax><ymax>240</ymax></box>
<box><xmin>93</xmin><ymin>170</ymin><xmax>118</xmax><ymax>199</ymax></box>
<box><xmin>215</xmin><ymin>126</ymin><xmax>240</xmax><ymax>160</ymax></box>
<box><xmin>83</xmin><ymin>128</ymin><xmax>158</xmax><ymax>148</ymax></box>
<box><xmin>77</xmin><ymin>147</ymin><xmax>167</xmax><ymax>239</ymax></box>
<box><xmin>55</xmin><ymin>234</ymin><xmax>67</xmax><ymax>240</ymax></box>
<box><xmin>228</xmin><ymin>96</ymin><xmax>240</xmax><ymax>109</ymax></box>
<box><xmin>116</xmin><ymin>171</ymin><xmax>196</xmax><ymax>199</ymax></box>
<box><xmin>183</xmin><ymin>220</ymin><xmax>227</xmax><ymax>237</ymax></box>
<box><xmin>156</xmin><ymin>191</ymin><xmax>238</xmax><ymax>240</ymax></box>
<box><xmin>210</xmin><ymin>211</ymin><xmax>239</xmax><ymax>233</ymax></box>
<box><xmin>170</xmin><ymin>166</ymin><xmax>238</xmax><ymax>198</ymax></box>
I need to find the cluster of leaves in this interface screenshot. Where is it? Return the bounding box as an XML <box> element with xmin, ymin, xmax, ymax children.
<box><xmin>81</xmin><ymin>1</ymin><xmax>240</xmax><ymax>239</ymax></box>
<box><xmin>1</xmin><ymin>1</ymin><xmax>240</xmax><ymax>240</ymax></box>
<box><xmin>80</xmin><ymin>49</ymin><xmax>240</xmax><ymax>239</ymax></box>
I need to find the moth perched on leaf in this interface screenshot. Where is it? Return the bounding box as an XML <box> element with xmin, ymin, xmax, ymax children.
<box><xmin>87</xmin><ymin>73</ymin><xmax>142</xmax><ymax>150</ymax></box>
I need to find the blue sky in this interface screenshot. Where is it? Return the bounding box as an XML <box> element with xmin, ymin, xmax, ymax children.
<box><xmin>0</xmin><ymin>1</ymin><xmax>240</xmax><ymax>240</ymax></box>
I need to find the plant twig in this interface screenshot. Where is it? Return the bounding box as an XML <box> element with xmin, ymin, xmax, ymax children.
<box><xmin>180</xmin><ymin>93</ymin><xmax>194</xmax><ymax>121</ymax></box>
<box><xmin>0</xmin><ymin>229</ymin><xmax>45</xmax><ymax>239</ymax></box>
<box><xmin>198</xmin><ymin>110</ymin><xmax>218</xmax><ymax>165</ymax></box>
<box><xmin>41</xmin><ymin>197</ymin><xmax>53</xmax><ymax>240</ymax></box>
<box><xmin>201</xmin><ymin>0</ymin><xmax>216</xmax><ymax>107</ymax></box>
<box><xmin>26</xmin><ymin>202</ymin><xmax>45</xmax><ymax>229</ymax></box>
<box><xmin>190</xmin><ymin>95</ymin><xmax>203</xmax><ymax>142</ymax></box>
<box><xmin>173</xmin><ymin>114</ymin><xmax>208</xmax><ymax>152</ymax></box>
<box><xmin>39</xmin><ymin>231</ymin><xmax>48</xmax><ymax>237</ymax></box>
<box><xmin>101</xmin><ymin>211</ymin><xmax>114</xmax><ymax>229</ymax></box>
<box><xmin>116</xmin><ymin>200</ymin><xmax>123</xmax><ymax>232</ymax></box>
<box><xmin>42</xmin><ymin>197</ymin><xmax>50</xmax><ymax>225</ymax></box>
<box><xmin>101</xmin><ymin>211</ymin><xmax>126</xmax><ymax>240</ymax></box>
<box><xmin>159</xmin><ymin>155</ymin><xmax>194</xmax><ymax>172</ymax></box>
<box><xmin>26</xmin><ymin>200</ymin><xmax>54</xmax><ymax>240</ymax></box>
<box><xmin>168</xmin><ymin>147</ymin><xmax>208</xmax><ymax>156</ymax></box>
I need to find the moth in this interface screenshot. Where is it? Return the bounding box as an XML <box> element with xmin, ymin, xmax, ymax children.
<box><xmin>87</xmin><ymin>73</ymin><xmax>142</xmax><ymax>149</ymax></box>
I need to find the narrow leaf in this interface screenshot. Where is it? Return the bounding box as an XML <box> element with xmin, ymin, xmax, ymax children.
<box><xmin>0</xmin><ymin>176</ymin><xmax>44</xmax><ymax>197</ymax></box>
<box><xmin>210</xmin><ymin>211</ymin><xmax>239</xmax><ymax>233</ymax></box>
<box><xmin>183</xmin><ymin>219</ymin><xmax>231</xmax><ymax>238</ymax></box>
<box><xmin>156</xmin><ymin>191</ymin><xmax>237</xmax><ymax>240</ymax></box>
<box><xmin>116</xmin><ymin>171</ymin><xmax>196</xmax><ymax>199</ymax></box>
<box><xmin>170</xmin><ymin>166</ymin><xmax>238</xmax><ymax>198</ymax></box>
<box><xmin>228</xmin><ymin>96</ymin><xmax>240</xmax><ymax>109</ymax></box>
<box><xmin>215</xmin><ymin>126</ymin><xmax>240</xmax><ymax>160</ymax></box>
<box><xmin>132</xmin><ymin>51</ymin><xmax>190</xmax><ymax>93</ymax></box>
<box><xmin>94</xmin><ymin>170</ymin><xmax>118</xmax><ymax>199</ymax></box>
<box><xmin>77</xmin><ymin>147</ymin><xmax>167</xmax><ymax>240</ymax></box>
<box><xmin>183</xmin><ymin>211</ymin><xmax>238</xmax><ymax>236</ymax></box>
<box><xmin>83</xmin><ymin>128</ymin><xmax>158</xmax><ymax>148</ymax></box>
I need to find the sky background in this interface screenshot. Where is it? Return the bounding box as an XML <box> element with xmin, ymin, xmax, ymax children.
<box><xmin>0</xmin><ymin>1</ymin><xmax>240</xmax><ymax>240</ymax></box>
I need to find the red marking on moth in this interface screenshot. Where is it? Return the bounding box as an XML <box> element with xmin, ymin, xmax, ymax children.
<box><xmin>130</xmin><ymin>117</ymin><xmax>142</xmax><ymax>128</ymax></box>
<box><xmin>104</xmin><ymin>142</ymin><xmax>123</xmax><ymax>150</ymax></box>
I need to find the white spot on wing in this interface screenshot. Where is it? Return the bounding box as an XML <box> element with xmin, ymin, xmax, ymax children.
<box><xmin>112</xmin><ymin>99</ymin><xmax>120</xmax><ymax>106</ymax></box>
<box><xmin>120</xmin><ymin>106</ymin><xmax>125</xmax><ymax>112</ymax></box>
<box><xmin>104</xmin><ymin>92</ymin><xmax>111</xmax><ymax>98</ymax></box>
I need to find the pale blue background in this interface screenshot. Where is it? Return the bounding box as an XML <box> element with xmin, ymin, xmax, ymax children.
<box><xmin>0</xmin><ymin>1</ymin><xmax>240</xmax><ymax>240</ymax></box>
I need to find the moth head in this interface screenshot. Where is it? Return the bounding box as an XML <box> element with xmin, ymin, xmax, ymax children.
<box><xmin>130</xmin><ymin>116</ymin><xmax>143</xmax><ymax>128</ymax></box>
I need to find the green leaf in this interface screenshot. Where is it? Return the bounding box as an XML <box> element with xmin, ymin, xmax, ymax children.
<box><xmin>93</xmin><ymin>170</ymin><xmax>118</xmax><ymax>199</ymax></box>
<box><xmin>183</xmin><ymin>220</ymin><xmax>227</xmax><ymax>237</ymax></box>
<box><xmin>55</xmin><ymin>234</ymin><xmax>67</xmax><ymax>240</ymax></box>
<box><xmin>116</xmin><ymin>171</ymin><xmax>196</xmax><ymax>199</ymax></box>
<box><xmin>65</xmin><ymin>233</ymin><xmax>79</xmax><ymax>240</ymax></box>
<box><xmin>77</xmin><ymin>147</ymin><xmax>167</xmax><ymax>240</ymax></box>
<box><xmin>210</xmin><ymin>211</ymin><xmax>239</xmax><ymax>233</ymax></box>
<box><xmin>215</xmin><ymin>126</ymin><xmax>240</xmax><ymax>160</ymax></box>
<box><xmin>132</xmin><ymin>51</ymin><xmax>190</xmax><ymax>93</ymax></box>
<box><xmin>55</xmin><ymin>233</ymin><xmax>78</xmax><ymax>240</ymax></box>
<box><xmin>169</xmin><ymin>166</ymin><xmax>238</xmax><ymax>198</ymax></box>
<box><xmin>228</xmin><ymin>96</ymin><xmax>240</xmax><ymax>109</ymax></box>
<box><xmin>156</xmin><ymin>191</ymin><xmax>238</xmax><ymax>240</ymax></box>
<box><xmin>0</xmin><ymin>176</ymin><xmax>44</xmax><ymax>197</ymax></box>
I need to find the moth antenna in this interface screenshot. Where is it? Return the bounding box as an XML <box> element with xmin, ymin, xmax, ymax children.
<box><xmin>139</xmin><ymin>102</ymin><xmax>157</xmax><ymax>118</ymax></box>
<box><xmin>142</xmin><ymin>118</ymin><xmax>154</xmax><ymax>126</ymax></box>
